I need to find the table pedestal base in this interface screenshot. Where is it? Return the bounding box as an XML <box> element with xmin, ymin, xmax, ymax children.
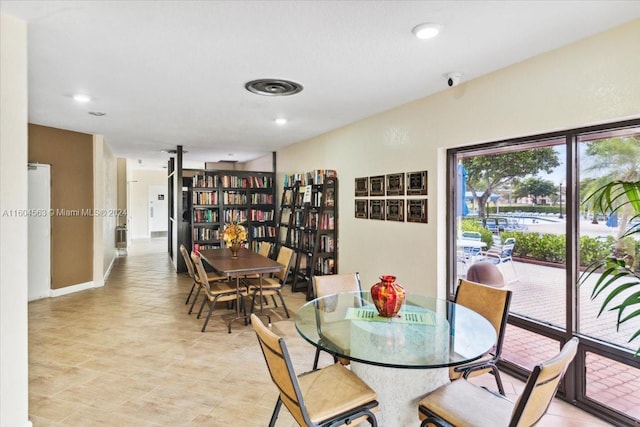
<box><xmin>350</xmin><ymin>362</ymin><xmax>448</xmax><ymax>427</ymax></box>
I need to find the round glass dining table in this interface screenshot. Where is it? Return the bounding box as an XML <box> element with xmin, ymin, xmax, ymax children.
<box><xmin>295</xmin><ymin>291</ymin><xmax>496</xmax><ymax>427</ymax></box>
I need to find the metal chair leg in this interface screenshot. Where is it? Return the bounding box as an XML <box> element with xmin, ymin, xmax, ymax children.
<box><xmin>201</xmin><ymin>301</ymin><xmax>215</xmax><ymax>332</ymax></box>
<box><xmin>277</xmin><ymin>291</ymin><xmax>290</xmax><ymax>318</ymax></box>
<box><xmin>188</xmin><ymin>287</ymin><xmax>201</xmax><ymax>314</ymax></box>
<box><xmin>491</xmin><ymin>365</ymin><xmax>506</xmax><ymax>395</ymax></box>
<box><xmin>185</xmin><ymin>283</ymin><xmax>195</xmax><ymax>304</ymax></box>
<box><xmin>312</xmin><ymin>347</ymin><xmax>321</xmax><ymax>370</ymax></box>
<box><xmin>269</xmin><ymin>397</ymin><xmax>283</xmax><ymax>427</ymax></box>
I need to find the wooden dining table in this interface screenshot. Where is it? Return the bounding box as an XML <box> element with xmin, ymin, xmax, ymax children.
<box><xmin>199</xmin><ymin>247</ymin><xmax>282</xmax><ymax>332</ymax></box>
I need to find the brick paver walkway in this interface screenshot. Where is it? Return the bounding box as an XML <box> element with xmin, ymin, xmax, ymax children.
<box><xmin>492</xmin><ymin>260</ymin><xmax>640</xmax><ymax>422</ymax></box>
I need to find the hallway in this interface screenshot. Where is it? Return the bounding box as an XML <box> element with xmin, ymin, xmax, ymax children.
<box><xmin>28</xmin><ymin>239</ymin><xmax>611</xmax><ymax>426</ymax></box>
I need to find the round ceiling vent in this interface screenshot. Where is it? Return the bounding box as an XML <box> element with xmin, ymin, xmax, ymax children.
<box><xmin>245</xmin><ymin>79</ymin><xmax>303</xmax><ymax>96</ymax></box>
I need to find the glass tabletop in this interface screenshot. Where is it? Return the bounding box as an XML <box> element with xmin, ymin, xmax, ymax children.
<box><xmin>294</xmin><ymin>291</ymin><xmax>496</xmax><ymax>369</ymax></box>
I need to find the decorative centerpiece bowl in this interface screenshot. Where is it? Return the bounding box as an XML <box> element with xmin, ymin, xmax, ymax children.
<box><xmin>229</xmin><ymin>242</ymin><xmax>242</xmax><ymax>258</ymax></box>
<box><xmin>370</xmin><ymin>275</ymin><xmax>405</xmax><ymax>317</ymax></box>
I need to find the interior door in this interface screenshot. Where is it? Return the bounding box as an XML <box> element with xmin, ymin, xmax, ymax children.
<box><xmin>28</xmin><ymin>163</ymin><xmax>51</xmax><ymax>301</ymax></box>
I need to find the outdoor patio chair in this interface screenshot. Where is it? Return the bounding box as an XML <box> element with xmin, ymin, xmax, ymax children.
<box><xmin>476</xmin><ymin>238</ymin><xmax>518</xmax><ymax>283</ymax></box>
<box><xmin>418</xmin><ymin>337</ymin><xmax>579</xmax><ymax>427</ymax></box>
<box><xmin>461</xmin><ymin>231</ymin><xmax>483</xmax><ymax>262</ymax></box>
<box><xmin>311</xmin><ymin>273</ymin><xmax>362</xmax><ymax>369</ymax></box>
<box><xmin>450</xmin><ymin>278</ymin><xmax>512</xmax><ymax>394</ymax></box>
<box><xmin>250</xmin><ymin>313</ymin><xmax>379</xmax><ymax>427</ymax></box>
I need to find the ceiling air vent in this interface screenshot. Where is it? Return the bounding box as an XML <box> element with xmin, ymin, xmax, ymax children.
<box><xmin>245</xmin><ymin>79</ymin><xmax>303</xmax><ymax>96</ymax></box>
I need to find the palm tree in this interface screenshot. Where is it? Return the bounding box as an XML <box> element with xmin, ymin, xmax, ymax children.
<box><xmin>583</xmin><ymin>137</ymin><xmax>640</xmax><ymax>247</ymax></box>
<box><xmin>579</xmin><ymin>180</ymin><xmax>640</xmax><ymax>355</ymax></box>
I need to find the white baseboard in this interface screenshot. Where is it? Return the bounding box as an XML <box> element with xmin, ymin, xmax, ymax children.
<box><xmin>50</xmin><ymin>280</ymin><xmax>104</xmax><ymax>298</ymax></box>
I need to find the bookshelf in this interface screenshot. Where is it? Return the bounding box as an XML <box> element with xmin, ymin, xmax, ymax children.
<box><xmin>277</xmin><ymin>171</ymin><xmax>338</xmax><ymax>296</ymax></box>
<box><xmin>188</xmin><ymin>170</ymin><xmax>275</xmax><ymax>252</ymax></box>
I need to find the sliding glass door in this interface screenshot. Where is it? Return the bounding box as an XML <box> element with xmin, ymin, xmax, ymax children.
<box><xmin>448</xmin><ymin>119</ymin><xmax>640</xmax><ymax>426</ymax></box>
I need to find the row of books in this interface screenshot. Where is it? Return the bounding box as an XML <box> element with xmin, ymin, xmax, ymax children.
<box><xmin>283</xmin><ymin>169</ymin><xmax>337</xmax><ymax>187</ymax></box>
<box><xmin>220</xmin><ymin>175</ymin><xmax>273</xmax><ymax>188</ymax></box>
<box><xmin>319</xmin><ymin>213</ymin><xmax>335</xmax><ymax>230</ymax></box>
<box><xmin>315</xmin><ymin>258</ymin><xmax>335</xmax><ymax>275</ymax></box>
<box><xmin>251</xmin><ymin>225</ymin><xmax>277</xmax><ymax>238</ymax></box>
<box><xmin>192</xmin><ymin>227</ymin><xmax>220</xmax><ymax>241</ymax></box>
<box><xmin>223</xmin><ymin>209</ymin><xmax>247</xmax><ymax>223</ymax></box>
<box><xmin>192</xmin><ymin>175</ymin><xmax>218</xmax><ymax>188</ymax></box>
<box><xmin>251</xmin><ymin>193</ymin><xmax>274</xmax><ymax>204</ymax></box>
<box><xmin>222</xmin><ymin>191</ymin><xmax>247</xmax><ymax>205</ymax></box>
<box><xmin>249</xmin><ymin>209</ymin><xmax>274</xmax><ymax>222</ymax></box>
<box><xmin>319</xmin><ymin>235</ymin><xmax>334</xmax><ymax>252</ymax></box>
<box><xmin>193</xmin><ymin>208</ymin><xmax>219</xmax><ymax>223</ymax></box>
<box><xmin>192</xmin><ymin>191</ymin><xmax>218</xmax><ymax>205</ymax></box>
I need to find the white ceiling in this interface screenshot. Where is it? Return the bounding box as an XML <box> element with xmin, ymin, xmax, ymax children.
<box><xmin>3</xmin><ymin>1</ymin><xmax>640</xmax><ymax>170</ymax></box>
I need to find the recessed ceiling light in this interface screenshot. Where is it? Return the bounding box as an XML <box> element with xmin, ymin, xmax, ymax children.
<box><xmin>275</xmin><ymin>118</ymin><xmax>287</xmax><ymax>125</ymax></box>
<box><xmin>412</xmin><ymin>23</ymin><xmax>441</xmax><ymax>40</ymax></box>
<box><xmin>73</xmin><ymin>94</ymin><xmax>92</xmax><ymax>103</ymax></box>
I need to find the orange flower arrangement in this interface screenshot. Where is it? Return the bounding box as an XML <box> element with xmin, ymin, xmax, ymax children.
<box><xmin>222</xmin><ymin>221</ymin><xmax>247</xmax><ymax>246</ymax></box>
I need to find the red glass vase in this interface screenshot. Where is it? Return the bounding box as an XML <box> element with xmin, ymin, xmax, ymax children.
<box><xmin>370</xmin><ymin>275</ymin><xmax>406</xmax><ymax>318</ymax></box>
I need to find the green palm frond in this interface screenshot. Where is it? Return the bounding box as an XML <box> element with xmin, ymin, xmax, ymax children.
<box><xmin>580</xmin><ymin>180</ymin><xmax>640</xmax><ymax>355</ymax></box>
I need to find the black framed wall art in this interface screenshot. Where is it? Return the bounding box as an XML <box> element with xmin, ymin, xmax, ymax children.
<box><xmin>355</xmin><ymin>200</ymin><xmax>368</xmax><ymax>218</ymax></box>
<box><xmin>407</xmin><ymin>170</ymin><xmax>428</xmax><ymax>195</ymax></box>
<box><xmin>407</xmin><ymin>199</ymin><xmax>428</xmax><ymax>223</ymax></box>
<box><xmin>369</xmin><ymin>199</ymin><xmax>385</xmax><ymax>220</ymax></box>
<box><xmin>369</xmin><ymin>175</ymin><xmax>385</xmax><ymax>197</ymax></box>
<box><xmin>386</xmin><ymin>199</ymin><xmax>404</xmax><ymax>222</ymax></box>
<box><xmin>355</xmin><ymin>177</ymin><xmax>369</xmax><ymax>197</ymax></box>
<box><xmin>386</xmin><ymin>173</ymin><xmax>405</xmax><ymax>196</ymax></box>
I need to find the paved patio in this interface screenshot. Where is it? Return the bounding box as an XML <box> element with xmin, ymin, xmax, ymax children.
<box><xmin>485</xmin><ymin>259</ymin><xmax>640</xmax><ymax>421</ymax></box>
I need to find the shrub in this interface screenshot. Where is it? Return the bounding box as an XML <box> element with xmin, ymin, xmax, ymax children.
<box><xmin>461</xmin><ymin>219</ymin><xmax>494</xmax><ymax>248</ymax></box>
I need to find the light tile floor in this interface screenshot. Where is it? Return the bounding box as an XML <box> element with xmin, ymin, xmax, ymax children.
<box><xmin>27</xmin><ymin>238</ymin><xmax>613</xmax><ymax>426</ymax></box>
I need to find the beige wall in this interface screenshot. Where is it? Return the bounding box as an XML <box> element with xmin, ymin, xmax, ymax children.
<box><xmin>0</xmin><ymin>12</ymin><xmax>30</xmax><ymax>427</ymax></box>
<box><xmin>242</xmin><ymin>152</ymin><xmax>274</xmax><ymax>172</ymax></box>
<box><xmin>28</xmin><ymin>124</ymin><xmax>94</xmax><ymax>289</ymax></box>
<box><xmin>277</xmin><ymin>20</ymin><xmax>640</xmax><ymax>296</ymax></box>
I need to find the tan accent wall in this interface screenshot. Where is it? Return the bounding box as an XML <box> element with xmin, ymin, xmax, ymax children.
<box><xmin>28</xmin><ymin>124</ymin><xmax>94</xmax><ymax>289</ymax></box>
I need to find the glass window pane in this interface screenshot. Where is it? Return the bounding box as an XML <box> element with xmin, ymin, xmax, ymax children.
<box><xmin>585</xmin><ymin>351</ymin><xmax>640</xmax><ymax>422</ymax></box>
<box><xmin>501</xmin><ymin>324</ymin><xmax>560</xmax><ymax>371</ymax></box>
<box><xmin>577</xmin><ymin>128</ymin><xmax>640</xmax><ymax>352</ymax></box>
<box><xmin>455</xmin><ymin>141</ymin><xmax>566</xmax><ymax>328</ymax></box>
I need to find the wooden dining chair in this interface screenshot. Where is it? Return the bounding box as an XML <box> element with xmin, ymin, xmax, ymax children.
<box><xmin>179</xmin><ymin>244</ymin><xmax>227</xmax><ymax>314</ymax></box>
<box><xmin>245</xmin><ymin>246</ymin><xmax>294</xmax><ymax>318</ymax></box>
<box><xmin>191</xmin><ymin>252</ymin><xmax>244</xmax><ymax>332</ymax></box>
<box><xmin>250</xmin><ymin>314</ymin><xmax>379</xmax><ymax>427</ymax></box>
<box><xmin>311</xmin><ymin>273</ymin><xmax>362</xmax><ymax>370</ymax></box>
<box><xmin>418</xmin><ymin>337</ymin><xmax>579</xmax><ymax>426</ymax></box>
<box><xmin>449</xmin><ymin>278</ymin><xmax>512</xmax><ymax>395</ymax></box>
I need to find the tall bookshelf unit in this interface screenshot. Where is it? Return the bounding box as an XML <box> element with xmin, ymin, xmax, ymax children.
<box><xmin>276</xmin><ymin>171</ymin><xmax>338</xmax><ymax>297</ymax></box>
<box><xmin>188</xmin><ymin>170</ymin><xmax>276</xmax><ymax>252</ymax></box>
